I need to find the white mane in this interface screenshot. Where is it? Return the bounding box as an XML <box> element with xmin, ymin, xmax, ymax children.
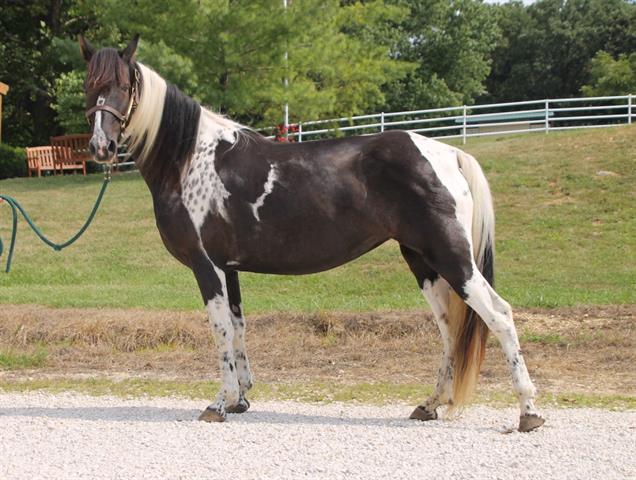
<box><xmin>200</xmin><ymin>107</ymin><xmax>244</xmax><ymax>134</ymax></box>
<box><xmin>123</xmin><ymin>63</ymin><xmax>166</xmax><ymax>166</ymax></box>
<box><xmin>124</xmin><ymin>62</ymin><xmax>245</xmax><ymax>168</ymax></box>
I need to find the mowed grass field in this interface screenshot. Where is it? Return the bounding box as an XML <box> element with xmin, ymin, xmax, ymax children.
<box><xmin>0</xmin><ymin>125</ymin><xmax>634</xmax><ymax>312</ymax></box>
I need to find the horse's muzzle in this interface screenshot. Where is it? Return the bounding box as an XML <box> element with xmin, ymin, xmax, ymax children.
<box><xmin>89</xmin><ymin>135</ymin><xmax>117</xmax><ymax>163</ymax></box>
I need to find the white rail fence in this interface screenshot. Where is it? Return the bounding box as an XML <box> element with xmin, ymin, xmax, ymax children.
<box><xmin>114</xmin><ymin>94</ymin><xmax>633</xmax><ymax>166</ymax></box>
<box><xmin>264</xmin><ymin>94</ymin><xmax>634</xmax><ymax>144</ymax></box>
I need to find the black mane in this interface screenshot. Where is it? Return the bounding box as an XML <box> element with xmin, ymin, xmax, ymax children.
<box><xmin>136</xmin><ymin>79</ymin><xmax>201</xmax><ymax>193</ymax></box>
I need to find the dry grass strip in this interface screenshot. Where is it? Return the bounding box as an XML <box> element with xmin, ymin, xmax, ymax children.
<box><xmin>0</xmin><ymin>304</ymin><xmax>634</xmax><ymax>396</ymax></box>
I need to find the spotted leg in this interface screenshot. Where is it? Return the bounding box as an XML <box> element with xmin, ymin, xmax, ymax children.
<box><xmin>401</xmin><ymin>245</ymin><xmax>453</xmax><ymax>421</ymax></box>
<box><xmin>225</xmin><ymin>271</ymin><xmax>253</xmax><ymax>414</ymax></box>
<box><xmin>191</xmin><ymin>256</ymin><xmax>240</xmax><ymax>423</ymax></box>
<box><xmin>411</xmin><ymin>277</ymin><xmax>457</xmax><ymax>421</ymax></box>
<box><xmin>461</xmin><ymin>269</ymin><xmax>544</xmax><ymax>432</ymax></box>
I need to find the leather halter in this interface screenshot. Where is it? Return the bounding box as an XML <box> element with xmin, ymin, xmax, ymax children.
<box><xmin>85</xmin><ymin>66</ymin><xmax>140</xmax><ymax>136</ymax></box>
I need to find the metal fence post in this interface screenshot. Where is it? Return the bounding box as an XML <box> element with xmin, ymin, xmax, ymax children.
<box><xmin>462</xmin><ymin>105</ymin><xmax>467</xmax><ymax>144</ymax></box>
<box><xmin>545</xmin><ymin>100</ymin><xmax>550</xmax><ymax>133</ymax></box>
<box><xmin>380</xmin><ymin>112</ymin><xmax>385</xmax><ymax>132</ymax></box>
<box><xmin>298</xmin><ymin>122</ymin><xmax>303</xmax><ymax>143</ymax></box>
<box><xmin>629</xmin><ymin>94</ymin><xmax>633</xmax><ymax>125</ymax></box>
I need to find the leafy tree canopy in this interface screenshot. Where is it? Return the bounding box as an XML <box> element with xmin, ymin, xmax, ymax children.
<box><xmin>581</xmin><ymin>51</ymin><xmax>636</xmax><ymax>96</ymax></box>
<box><xmin>382</xmin><ymin>0</ymin><xmax>502</xmax><ymax>111</ymax></box>
<box><xmin>3</xmin><ymin>0</ymin><xmax>635</xmax><ymax>147</ymax></box>
<box><xmin>484</xmin><ymin>0</ymin><xmax>636</xmax><ymax>102</ymax></box>
<box><xmin>92</xmin><ymin>0</ymin><xmax>411</xmax><ymax>125</ymax></box>
<box><xmin>2</xmin><ymin>0</ymin><xmax>414</xmax><ymax>144</ymax></box>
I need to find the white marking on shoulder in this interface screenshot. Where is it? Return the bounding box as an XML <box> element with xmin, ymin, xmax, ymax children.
<box><xmin>181</xmin><ymin>109</ymin><xmax>240</xmax><ymax>232</ymax></box>
<box><xmin>250</xmin><ymin>164</ymin><xmax>278</xmax><ymax>221</ymax></box>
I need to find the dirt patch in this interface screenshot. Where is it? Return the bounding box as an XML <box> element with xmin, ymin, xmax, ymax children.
<box><xmin>0</xmin><ymin>304</ymin><xmax>634</xmax><ymax>396</ymax></box>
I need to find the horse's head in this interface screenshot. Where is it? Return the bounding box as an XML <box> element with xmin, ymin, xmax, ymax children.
<box><xmin>79</xmin><ymin>35</ymin><xmax>140</xmax><ymax>164</ymax></box>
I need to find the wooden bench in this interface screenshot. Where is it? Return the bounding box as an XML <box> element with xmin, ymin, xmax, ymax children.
<box><xmin>25</xmin><ymin>146</ymin><xmax>57</xmax><ymax>177</ymax></box>
<box><xmin>50</xmin><ymin>134</ymin><xmax>91</xmax><ymax>175</ymax></box>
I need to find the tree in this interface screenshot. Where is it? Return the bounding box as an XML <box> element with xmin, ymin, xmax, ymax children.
<box><xmin>1</xmin><ymin>0</ymin><xmax>411</xmax><ymax>144</ymax></box>
<box><xmin>581</xmin><ymin>51</ymin><xmax>636</xmax><ymax>96</ymax></box>
<box><xmin>98</xmin><ymin>0</ymin><xmax>410</xmax><ymax>125</ymax></box>
<box><xmin>0</xmin><ymin>0</ymin><xmax>100</xmax><ymax>146</ymax></box>
<box><xmin>381</xmin><ymin>0</ymin><xmax>501</xmax><ymax>111</ymax></box>
<box><xmin>0</xmin><ymin>1</ymin><xmax>59</xmax><ymax>146</ymax></box>
<box><xmin>484</xmin><ymin>0</ymin><xmax>636</xmax><ymax>102</ymax></box>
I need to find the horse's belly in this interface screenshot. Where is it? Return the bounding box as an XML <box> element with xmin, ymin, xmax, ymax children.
<box><xmin>233</xmin><ymin>225</ymin><xmax>388</xmax><ymax>275</ymax></box>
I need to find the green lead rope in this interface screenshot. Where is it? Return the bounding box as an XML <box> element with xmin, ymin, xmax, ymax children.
<box><xmin>0</xmin><ymin>166</ymin><xmax>112</xmax><ymax>273</ymax></box>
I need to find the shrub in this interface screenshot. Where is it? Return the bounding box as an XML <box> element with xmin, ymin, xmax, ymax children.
<box><xmin>0</xmin><ymin>144</ymin><xmax>27</xmax><ymax>179</ymax></box>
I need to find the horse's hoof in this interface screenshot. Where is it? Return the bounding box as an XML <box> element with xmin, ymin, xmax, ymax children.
<box><xmin>226</xmin><ymin>398</ymin><xmax>250</xmax><ymax>414</ymax></box>
<box><xmin>518</xmin><ymin>413</ymin><xmax>545</xmax><ymax>432</ymax></box>
<box><xmin>198</xmin><ymin>407</ymin><xmax>226</xmax><ymax>423</ymax></box>
<box><xmin>409</xmin><ymin>405</ymin><xmax>438</xmax><ymax>421</ymax></box>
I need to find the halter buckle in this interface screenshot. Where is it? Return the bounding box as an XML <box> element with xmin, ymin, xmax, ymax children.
<box><xmin>121</xmin><ymin>67</ymin><xmax>140</xmax><ymax>133</ymax></box>
<box><xmin>103</xmin><ymin>164</ymin><xmax>112</xmax><ymax>182</ymax></box>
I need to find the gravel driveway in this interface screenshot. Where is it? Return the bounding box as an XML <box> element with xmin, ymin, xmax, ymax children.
<box><xmin>0</xmin><ymin>392</ymin><xmax>634</xmax><ymax>479</ymax></box>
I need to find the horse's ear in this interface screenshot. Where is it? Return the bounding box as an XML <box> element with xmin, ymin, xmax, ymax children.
<box><xmin>78</xmin><ymin>35</ymin><xmax>95</xmax><ymax>63</ymax></box>
<box><xmin>120</xmin><ymin>34</ymin><xmax>140</xmax><ymax>63</ymax></box>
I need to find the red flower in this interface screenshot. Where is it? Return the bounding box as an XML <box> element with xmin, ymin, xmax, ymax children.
<box><xmin>273</xmin><ymin>123</ymin><xmax>297</xmax><ymax>142</ymax></box>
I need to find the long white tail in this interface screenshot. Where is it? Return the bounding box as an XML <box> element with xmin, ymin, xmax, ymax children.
<box><xmin>447</xmin><ymin>150</ymin><xmax>495</xmax><ymax>408</ymax></box>
<box><xmin>456</xmin><ymin>150</ymin><xmax>495</xmax><ymax>276</ymax></box>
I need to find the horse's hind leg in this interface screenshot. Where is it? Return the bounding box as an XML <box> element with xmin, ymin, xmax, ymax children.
<box><xmin>400</xmin><ymin>245</ymin><xmax>454</xmax><ymax>421</ymax></box>
<box><xmin>225</xmin><ymin>271</ymin><xmax>253</xmax><ymax>414</ymax></box>
<box><xmin>460</xmin><ymin>270</ymin><xmax>544</xmax><ymax>431</ymax></box>
<box><xmin>401</xmin><ymin>245</ymin><xmax>544</xmax><ymax>431</ymax></box>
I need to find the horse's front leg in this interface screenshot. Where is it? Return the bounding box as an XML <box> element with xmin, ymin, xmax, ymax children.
<box><xmin>225</xmin><ymin>270</ymin><xmax>253</xmax><ymax>414</ymax></box>
<box><xmin>192</xmin><ymin>258</ymin><xmax>240</xmax><ymax>422</ymax></box>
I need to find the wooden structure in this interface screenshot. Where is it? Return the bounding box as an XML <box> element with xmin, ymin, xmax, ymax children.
<box><xmin>25</xmin><ymin>146</ymin><xmax>58</xmax><ymax>177</ymax></box>
<box><xmin>0</xmin><ymin>82</ymin><xmax>8</xmax><ymax>143</ymax></box>
<box><xmin>50</xmin><ymin>134</ymin><xmax>90</xmax><ymax>175</ymax></box>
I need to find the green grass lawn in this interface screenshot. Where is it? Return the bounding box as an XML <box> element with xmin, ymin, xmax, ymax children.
<box><xmin>0</xmin><ymin>126</ymin><xmax>634</xmax><ymax>312</ymax></box>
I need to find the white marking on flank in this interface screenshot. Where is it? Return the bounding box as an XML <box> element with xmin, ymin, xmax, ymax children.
<box><xmin>408</xmin><ymin>132</ymin><xmax>473</xmax><ymax>251</ymax></box>
<box><xmin>250</xmin><ymin>164</ymin><xmax>278</xmax><ymax>221</ymax></box>
<box><xmin>408</xmin><ymin>131</ymin><xmax>495</xmax><ymax>277</ymax></box>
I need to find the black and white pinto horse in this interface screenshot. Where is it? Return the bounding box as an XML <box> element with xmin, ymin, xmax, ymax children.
<box><xmin>80</xmin><ymin>36</ymin><xmax>544</xmax><ymax>432</ymax></box>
